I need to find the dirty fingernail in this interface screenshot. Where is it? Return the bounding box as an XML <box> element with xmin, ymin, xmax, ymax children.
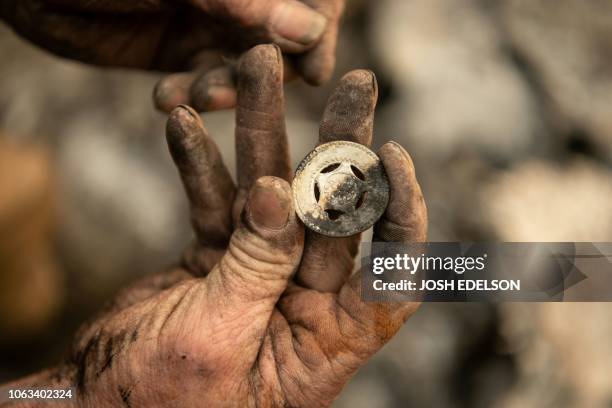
<box><xmin>270</xmin><ymin>1</ymin><xmax>326</xmax><ymax>46</ymax></box>
<box><xmin>248</xmin><ymin>177</ymin><xmax>291</xmax><ymax>230</ymax></box>
<box><xmin>385</xmin><ymin>141</ymin><xmax>414</xmax><ymax>164</ymax></box>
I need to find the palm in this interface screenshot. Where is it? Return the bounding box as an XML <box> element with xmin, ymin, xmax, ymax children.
<box><xmin>68</xmin><ymin>46</ymin><xmax>426</xmax><ymax>407</ymax></box>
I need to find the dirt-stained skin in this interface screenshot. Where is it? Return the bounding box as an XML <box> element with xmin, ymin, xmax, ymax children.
<box><xmin>1</xmin><ymin>46</ymin><xmax>427</xmax><ymax>408</ymax></box>
<box><xmin>0</xmin><ymin>0</ymin><xmax>345</xmax><ymax>113</ymax></box>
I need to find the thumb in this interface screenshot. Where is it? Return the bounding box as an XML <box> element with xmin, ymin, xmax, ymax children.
<box><xmin>206</xmin><ymin>176</ymin><xmax>304</xmax><ymax>311</ymax></box>
<box><xmin>194</xmin><ymin>0</ymin><xmax>327</xmax><ymax>53</ymax></box>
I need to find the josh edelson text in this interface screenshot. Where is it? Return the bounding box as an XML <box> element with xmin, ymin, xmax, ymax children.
<box><xmin>370</xmin><ymin>253</ymin><xmax>521</xmax><ymax>292</ymax></box>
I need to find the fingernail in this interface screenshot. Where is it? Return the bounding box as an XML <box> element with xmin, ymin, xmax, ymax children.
<box><xmin>175</xmin><ymin>104</ymin><xmax>199</xmax><ymax>120</ymax></box>
<box><xmin>387</xmin><ymin>141</ymin><xmax>411</xmax><ymax>160</ymax></box>
<box><xmin>166</xmin><ymin>105</ymin><xmax>204</xmax><ymax>160</ymax></box>
<box><xmin>379</xmin><ymin>141</ymin><xmax>403</xmax><ymax>160</ymax></box>
<box><xmin>380</xmin><ymin>141</ymin><xmax>416</xmax><ymax>174</ymax></box>
<box><xmin>170</xmin><ymin>104</ymin><xmax>203</xmax><ymax>129</ymax></box>
<box><xmin>248</xmin><ymin>178</ymin><xmax>291</xmax><ymax>230</ymax></box>
<box><xmin>270</xmin><ymin>1</ymin><xmax>326</xmax><ymax>46</ymax></box>
<box><xmin>386</xmin><ymin>141</ymin><xmax>404</xmax><ymax>153</ymax></box>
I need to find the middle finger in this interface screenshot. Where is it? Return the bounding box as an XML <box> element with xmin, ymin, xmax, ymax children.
<box><xmin>294</xmin><ymin>69</ymin><xmax>378</xmax><ymax>292</ymax></box>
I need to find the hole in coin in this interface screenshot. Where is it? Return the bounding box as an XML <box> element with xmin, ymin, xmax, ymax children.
<box><xmin>314</xmin><ymin>182</ymin><xmax>320</xmax><ymax>202</ymax></box>
<box><xmin>321</xmin><ymin>163</ymin><xmax>341</xmax><ymax>173</ymax></box>
<box><xmin>355</xmin><ymin>191</ymin><xmax>367</xmax><ymax>209</ymax></box>
<box><xmin>350</xmin><ymin>165</ymin><xmax>365</xmax><ymax>180</ymax></box>
<box><xmin>325</xmin><ymin>209</ymin><xmax>344</xmax><ymax>220</ymax></box>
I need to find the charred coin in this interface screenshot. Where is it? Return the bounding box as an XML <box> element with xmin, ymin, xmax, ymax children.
<box><xmin>292</xmin><ymin>141</ymin><xmax>389</xmax><ymax>237</ymax></box>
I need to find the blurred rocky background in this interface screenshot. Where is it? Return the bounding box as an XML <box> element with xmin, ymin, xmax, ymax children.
<box><xmin>1</xmin><ymin>0</ymin><xmax>612</xmax><ymax>407</ymax></box>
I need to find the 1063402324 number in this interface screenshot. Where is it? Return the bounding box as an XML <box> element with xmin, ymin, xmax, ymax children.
<box><xmin>3</xmin><ymin>388</ymin><xmax>74</xmax><ymax>402</ymax></box>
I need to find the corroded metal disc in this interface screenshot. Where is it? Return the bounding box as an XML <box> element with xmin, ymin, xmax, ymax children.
<box><xmin>292</xmin><ymin>141</ymin><xmax>389</xmax><ymax>237</ymax></box>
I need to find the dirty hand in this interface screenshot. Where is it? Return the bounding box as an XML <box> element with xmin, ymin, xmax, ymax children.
<box><xmin>2</xmin><ymin>45</ymin><xmax>426</xmax><ymax>407</ymax></box>
<box><xmin>0</xmin><ymin>0</ymin><xmax>344</xmax><ymax>112</ymax></box>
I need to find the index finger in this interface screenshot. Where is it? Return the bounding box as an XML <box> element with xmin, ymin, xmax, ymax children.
<box><xmin>233</xmin><ymin>44</ymin><xmax>291</xmax><ymax>223</ymax></box>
